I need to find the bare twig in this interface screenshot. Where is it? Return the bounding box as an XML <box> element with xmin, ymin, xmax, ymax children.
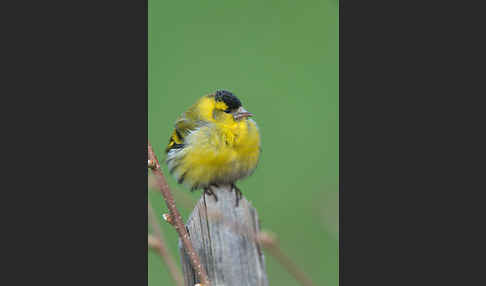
<box><xmin>258</xmin><ymin>231</ymin><xmax>317</xmax><ymax>286</ymax></box>
<box><xmin>148</xmin><ymin>142</ymin><xmax>210</xmax><ymax>286</ymax></box>
<box><xmin>148</xmin><ymin>234</ymin><xmax>159</xmax><ymax>248</ymax></box>
<box><xmin>148</xmin><ymin>159</ymin><xmax>156</xmax><ymax>169</ymax></box>
<box><xmin>162</xmin><ymin>213</ymin><xmax>175</xmax><ymax>226</ymax></box>
<box><xmin>148</xmin><ymin>202</ymin><xmax>184</xmax><ymax>286</ymax></box>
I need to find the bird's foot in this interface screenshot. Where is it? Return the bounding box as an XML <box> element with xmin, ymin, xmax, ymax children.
<box><xmin>204</xmin><ymin>186</ymin><xmax>218</xmax><ymax>202</ymax></box>
<box><xmin>231</xmin><ymin>183</ymin><xmax>242</xmax><ymax>207</ymax></box>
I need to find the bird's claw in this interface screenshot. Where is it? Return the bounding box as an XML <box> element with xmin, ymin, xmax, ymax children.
<box><xmin>232</xmin><ymin>184</ymin><xmax>242</xmax><ymax>207</ymax></box>
<box><xmin>204</xmin><ymin>187</ymin><xmax>218</xmax><ymax>202</ymax></box>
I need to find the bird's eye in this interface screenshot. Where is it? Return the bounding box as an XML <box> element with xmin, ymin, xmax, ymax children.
<box><xmin>224</xmin><ymin>109</ymin><xmax>232</xmax><ymax>113</ymax></box>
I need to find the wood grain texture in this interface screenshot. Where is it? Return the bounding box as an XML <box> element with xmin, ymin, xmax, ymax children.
<box><xmin>179</xmin><ymin>185</ymin><xmax>268</xmax><ymax>286</ymax></box>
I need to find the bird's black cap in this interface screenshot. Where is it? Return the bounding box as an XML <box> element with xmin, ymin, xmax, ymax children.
<box><xmin>214</xmin><ymin>90</ymin><xmax>242</xmax><ymax>110</ymax></box>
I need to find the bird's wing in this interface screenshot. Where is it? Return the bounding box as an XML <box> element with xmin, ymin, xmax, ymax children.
<box><xmin>165</xmin><ymin>111</ymin><xmax>206</xmax><ymax>153</ymax></box>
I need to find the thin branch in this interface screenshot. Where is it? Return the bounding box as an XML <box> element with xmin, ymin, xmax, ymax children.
<box><xmin>148</xmin><ymin>234</ymin><xmax>159</xmax><ymax>248</ymax></box>
<box><xmin>148</xmin><ymin>202</ymin><xmax>184</xmax><ymax>286</ymax></box>
<box><xmin>148</xmin><ymin>142</ymin><xmax>210</xmax><ymax>286</ymax></box>
<box><xmin>258</xmin><ymin>231</ymin><xmax>317</xmax><ymax>286</ymax></box>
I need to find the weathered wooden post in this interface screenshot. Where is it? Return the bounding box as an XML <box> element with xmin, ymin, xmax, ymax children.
<box><xmin>179</xmin><ymin>184</ymin><xmax>268</xmax><ymax>286</ymax></box>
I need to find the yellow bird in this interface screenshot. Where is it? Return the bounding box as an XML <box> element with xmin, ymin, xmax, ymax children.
<box><xmin>165</xmin><ymin>90</ymin><xmax>261</xmax><ymax>205</ymax></box>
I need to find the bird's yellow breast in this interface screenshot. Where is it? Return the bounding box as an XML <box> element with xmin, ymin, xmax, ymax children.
<box><xmin>169</xmin><ymin>118</ymin><xmax>260</xmax><ymax>189</ymax></box>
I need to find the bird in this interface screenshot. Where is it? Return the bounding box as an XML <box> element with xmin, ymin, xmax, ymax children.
<box><xmin>165</xmin><ymin>90</ymin><xmax>261</xmax><ymax>206</ymax></box>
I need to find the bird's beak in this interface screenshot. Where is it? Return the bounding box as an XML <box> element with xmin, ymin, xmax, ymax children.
<box><xmin>233</xmin><ymin>106</ymin><xmax>254</xmax><ymax>120</ymax></box>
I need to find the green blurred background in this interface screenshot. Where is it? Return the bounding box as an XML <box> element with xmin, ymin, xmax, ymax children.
<box><xmin>148</xmin><ymin>1</ymin><xmax>338</xmax><ymax>285</ymax></box>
